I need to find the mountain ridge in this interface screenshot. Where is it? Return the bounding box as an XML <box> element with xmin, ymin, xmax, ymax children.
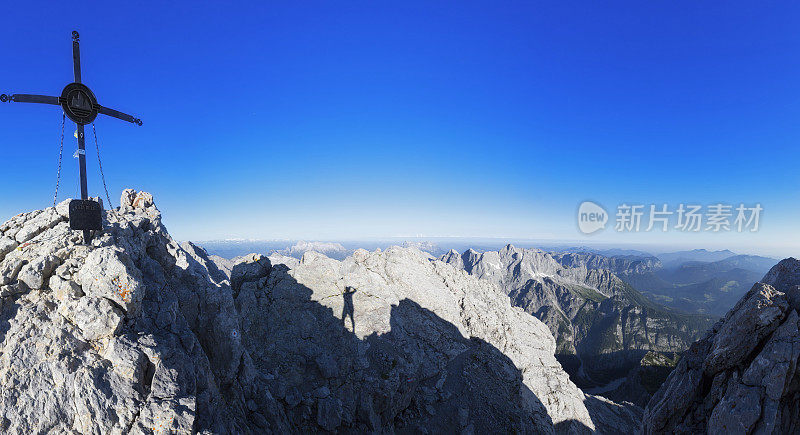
<box><xmin>441</xmin><ymin>244</ymin><xmax>713</xmax><ymax>403</ymax></box>
<box><xmin>642</xmin><ymin>257</ymin><xmax>800</xmax><ymax>433</ymax></box>
<box><xmin>0</xmin><ymin>191</ymin><xmax>640</xmax><ymax>433</ymax></box>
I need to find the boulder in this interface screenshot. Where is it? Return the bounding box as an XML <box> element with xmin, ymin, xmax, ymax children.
<box><xmin>77</xmin><ymin>247</ymin><xmax>145</xmax><ymax>315</ymax></box>
<box><xmin>72</xmin><ymin>297</ymin><xmax>125</xmax><ymax>340</ymax></box>
<box><xmin>17</xmin><ymin>254</ymin><xmax>61</xmax><ymax>290</ymax></box>
<box><xmin>14</xmin><ymin>208</ymin><xmax>64</xmax><ymax>243</ymax></box>
<box><xmin>0</xmin><ymin>237</ymin><xmax>17</xmax><ymax>262</ymax></box>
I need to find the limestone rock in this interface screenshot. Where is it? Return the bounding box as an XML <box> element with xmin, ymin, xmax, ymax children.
<box><xmin>0</xmin><ymin>190</ymin><xmax>641</xmax><ymax>434</ymax></box>
<box><xmin>17</xmin><ymin>254</ymin><xmax>60</xmax><ymax>290</ymax></box>
<box><xmin>0</xmin><ymin>237</ymin><xmax>17</xmax><ymax>262</ymax></box>
<box><xmin>236</xmin><ymin>245</ymin><xmax>641</xmax><ymax>433</ymax></box>
<box><xmin>55</xmin><ymin>198</ymin><xmax>71</xmax><ymax>218</ymax></box>
<box><xmin>642</xmin><ymin>258</ymin><xmax>800</xmax><ymax>434</ymax></box>
<box><xmin>0</xmin><ymin>189</ymin><xmax>283</xmax><ymax>433</ymax></box>
<box><xmin>703</xmin><ymin>283</ymin><xmax>788</xmax><ymax>374</ymax></box>
<box><xmin>762</xmin><ymin>257</ymin><xmax>800</xmax><ymax>311</ymax></box>
<box><xmin>230</xmin><ymin>253</ymin><xmax>270</xmax><ymax>296</ymax></box>
<box><xmin>73</xmin><ymin>297</ymin><xmax>125</xmax><ymax>340</ymax></box>
<box><xmin>0</xmin><ymin>255</ymin><xmax>25</xmax><ymax>286</ymax></box>
<box><xmin>77</xmin><ymin>246</ymin><xmax>145</xmax><ymax>316</ymax></box>
<box><xmin>14</xmin><ymin>207</ymin><xmax>64</xmax><ymax>243</ymax></box>
<box><xmin>49</xmin><ymin>274</ymin><xmax>84</xmax><ymax>302</ymax></box>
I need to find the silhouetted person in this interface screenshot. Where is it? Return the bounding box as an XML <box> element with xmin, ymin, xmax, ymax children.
<box><xmin>342</xmin><ymin>286</ymin><xmax>357</xmax><ymax>333</ymax></box>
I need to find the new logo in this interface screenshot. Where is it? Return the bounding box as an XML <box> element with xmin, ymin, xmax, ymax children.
<box><xmin>578</xmin><ymin>201</ymin><xmax>608</xmax><ymax>234</ymax></box>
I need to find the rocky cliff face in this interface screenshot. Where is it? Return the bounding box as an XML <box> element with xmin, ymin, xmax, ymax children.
<box><xmin>0</xmin><ymin>191</ymin><xmax>266</xmax><ymax>433</ymax></box>
<box><xmin>0</xmin><ymin>191</ymin><xmax>640</xmax><ymax>433</ymax></box>
<box><xmin>597</xmin><ymin>351</ymin><xmax>680</xmax><ymax>408</ymax></box>
<box><xmin>642</xmin><ymin>258</ymin><xmax>800</xmax><ymax>434</ymax></box>
<box><xmin>442</xmin><ymin>246</ymin><xmax>712</xmax><ymax>391</ymax></box>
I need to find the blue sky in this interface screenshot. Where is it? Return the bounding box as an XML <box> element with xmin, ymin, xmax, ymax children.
<box><xmin>1</xmin><ymin>2</ymin><xmax>798</xmax><ymax>256</ymax></box>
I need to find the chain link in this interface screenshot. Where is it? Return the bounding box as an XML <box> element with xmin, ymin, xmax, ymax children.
<box><xmin>91</xmin><ymin>123</ymin><xmax>114</xmax><ymax>211</ymax></box>
<box><xmin>53</xmin><ymin>113</ymin><xmax>65</xmax><ymax>207</ymax></box>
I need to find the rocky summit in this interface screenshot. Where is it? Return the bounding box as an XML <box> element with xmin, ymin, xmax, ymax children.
<box><xmin>642</xmin><ymin>258</ymin><xmax>800</xmax><ymax>434</ymax></box>
<box><xmin>0</xmin><ymin>190</ymin><xmax>640</xmax><ymax>433</ymax></box>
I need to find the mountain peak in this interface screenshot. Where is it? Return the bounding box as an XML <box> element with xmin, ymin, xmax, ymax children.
<box><xmin>761</xmin><ymin>257</ymin><xmax>800</xmax><ymax>310</ymax></box>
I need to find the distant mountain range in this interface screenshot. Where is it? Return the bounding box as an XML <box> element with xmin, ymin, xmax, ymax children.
<box><xmin>441</xmin><ymin>245</ymin><xmax>714</xmax><ymax>407</ymax></box>
<box><xmin>538</xmin><ymin>248</ymin><xmax>778</xmax><ymax>318</ymax></box>
<box><xmin>200</xmin><ymin>239</ymin><xmax>778</xmax><ymax>317</ymax></box>
<box><xmin>540</xmin><ymin>246</ymin><xmax>656</xmax><ymax>258</ymax></box>
<box><xmin>200</xmin><ymin>240</ymin><xmax>778</xmax><ymax>317</ymax></box>
<box><xmin>622</xmin><ymin>253</ymin><xmax>778</xmax><ymax>316</ymax></box>
<box><xmin>285</xmin><ymin>241</ymin><xmax>348</xmax><ymax>260</ymax></box>
<box><xmin>200</xmin><ymin>240</ymin><xmax>367</xmax><ymax>261</ymax></box>
<box><xmin>655</xmin><ymin>249</ymin><xmax>738</xmax><ymax>268</ymax></box>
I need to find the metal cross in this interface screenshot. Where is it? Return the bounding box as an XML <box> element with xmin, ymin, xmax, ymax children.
<box><xmin>1</xmin><ymin>31</ymin><xmax>142</xmax><ymax>243</ymax></box>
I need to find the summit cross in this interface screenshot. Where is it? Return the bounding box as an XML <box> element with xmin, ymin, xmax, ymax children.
<box><xmin>1</xmin><ymin>31</ymin><xmax>142</xmax><ymax>243</ymax></box>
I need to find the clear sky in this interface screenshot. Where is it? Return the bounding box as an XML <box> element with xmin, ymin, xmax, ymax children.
<box><xmin>1</xmin><ymin>2</ymin><xmax>798</xmax><ymax>257</ymax></box>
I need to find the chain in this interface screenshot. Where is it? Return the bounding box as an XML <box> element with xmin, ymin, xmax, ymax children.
<box><xmin>53</xmin><ymin>113</ymin><xmax>65</xmax><ymax>207</ymax></box>
<box><xmin>91</xmin><ymin>123</ymin><xmax>114</xmax><ymax>211</ymax></box>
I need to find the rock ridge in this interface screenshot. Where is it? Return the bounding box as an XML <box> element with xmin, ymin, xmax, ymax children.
<box><xmin>0</xmin><ymin>190</ymin><xmax>641</xmax><ymax>433</ymax></box>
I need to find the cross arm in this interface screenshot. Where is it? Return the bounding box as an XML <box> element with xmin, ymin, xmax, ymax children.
<box><xmin>0</xmin><ymin>93</ymin><xmax>60</xmax><ymax>105</ymax></box>
<box><xmin>97</xmin><ymin>105</ymin><xmax>142</xmax><ymax>126</ymax></box>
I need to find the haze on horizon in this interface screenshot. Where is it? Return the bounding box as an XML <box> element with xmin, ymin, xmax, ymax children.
<box><xmin>1</xmin><ymin>2</ymin><xmax>798</xmax><ymax>259</ymax></box>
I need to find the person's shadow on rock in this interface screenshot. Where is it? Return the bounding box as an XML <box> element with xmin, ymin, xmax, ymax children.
<box><xmin>342</xmin><ymin>286</ymin><xmax>357</xmax><ymax>334</ymax></box>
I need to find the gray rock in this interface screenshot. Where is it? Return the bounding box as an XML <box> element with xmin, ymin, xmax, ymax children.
<box><xmin>458</xmin><ymin>407</ymin><xmax>469</xmax><ymax>427</ymax></box>
<box><xmin>708</xmin><ymin>380</ymin><xmax>763</xmax><ymax>433</ymax></box>
<box><xmin>17</xmin><ymin>254</ymin><xmax>60</xmax><ymax>290</ymax></box>
<box><xmin>14</xmin><ymin>208</ymin><xmax>63</xmax><ymax>243</ymax></box>
<box><xmin>762</xmin><ymin>257</ymin><xmax>800</xmax><ymax>311</ymax></box>
<box><xmin>0</xmin><ymin>190</ymin><xmax>642</xmax><ymax>434</ymax></box>
<box><xmin>72</xmin><ymin>297</ymin><xmax>125</xmax><ymax>340</ymax></box>
<box><xmin>105</xmin><ymin>335</ymin><xmax>149</xmax><ymax>384</ymax></box>
<box><xmin>0</xmin><ymin>282</ymin><xmax>26</xmax><ymax>298</ymax></box>
<box><xmin>0</xmin><ymin>256</ymin><xmax>25</xmax><ymax>286</ymax></box>
<box><xmin>252</xmin><ymin>412</ymin><xmax>268</xmax><ymax>428</ymax></box>
<box><xmin>230</xmin><ymin>253</ymin><xmax>270</xmax><ymax>296</ymax></box>
<box><xmin>0</xmin><ymin>190</ymin><xmax>285</xmax><ymax>434</ymax></box>
<box><xmin>703</xmin><ymin>283</ymin><xmax>789</xmax><ymax>374</ymax></box>
<box><xmin>0</xmin><ymin>237</ymin><xmax>17</xmax><ymax>262</ymax></box>
<box><xmin>76</xmin><ymin>246</ymin><xmax>145</xmax><ymax>316</ymax></box>
<box><xmin>441</xmin><ymin>244</ymin><xmax>712</xmax><ymax>406</ymax></box>
<box><xmin>54</xmin><ymin>258</ymin><xmax>81</xmax><ymax>280</ymax></box>
<box><xmin>583</xmin><ymin>394</ymin><xmax>644</xmax><ymax>434</ymax></box>
<box><xmin>55</xmin><ymin>198</ymin><xmax>71</xmax><ymax>219</ymax></box>
<box><xmin>49</xmin><ymin>274</ymin><xmax>84</xmax><ymax>302</ymax></box>
<box><xmin>314</xmin><ymin>385</ymin><xmax>330</xmax><ymax>398</ymax></box>
<box><xmin>358</xmin><ymin>393</ymin><xmax>381</xmax><ymax>431</ymax></box>
<box><xmin>253</xmin><ymin>246</ymin><xmax>611</xmax><ymax>433</ymax></box>
<box><xmin>642</xmin><ymin>259</ymin><xmax>800</xmax><ymax>434</ymax></box>
<box><xmin>286</xmin><ymin>388</ymin><xmax>302</xmax><ymax>408</ymax></box>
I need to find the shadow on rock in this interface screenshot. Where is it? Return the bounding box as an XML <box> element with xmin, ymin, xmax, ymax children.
<box><xmin>233</xmin><ymin>258</ymin><xmax>558</xmax><ymax>433</ymax></box>
<box><xmin>342</xmin><ymin>286</ymin><xmax>356</xmax><ymax>334</ymax></box>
